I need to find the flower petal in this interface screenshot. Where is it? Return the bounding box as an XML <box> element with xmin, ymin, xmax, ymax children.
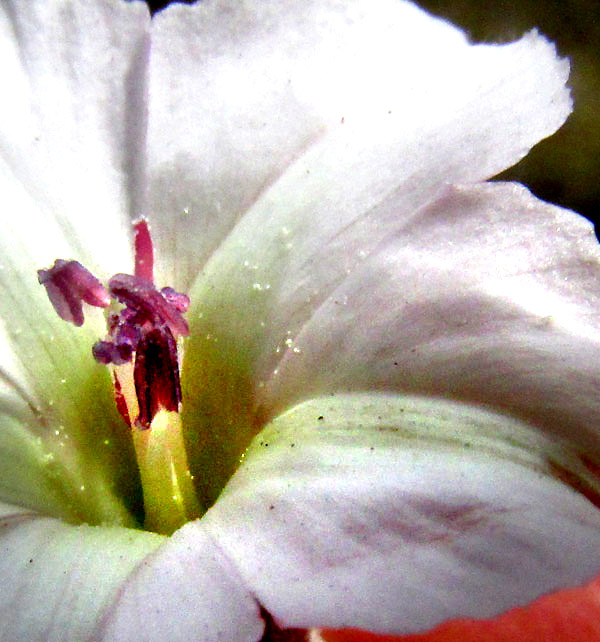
<box><xmin>178</xmin><ymin>7</ymin><xmax>572</xmax><ymax>498</ymax></box>
<box><xmin>0</xmin><ymin>0</ymin><xmax>150</xmax><ymax>271</ymax></box>
<box><xmin>200</xmin><ymin>394</ymin><xmax>600</xmax><ymax>635</ymax></box>
<box><xmin>317</xmin><ymin>574</ymin><xmax>600</xmax><ymax>642</ymax></box>
<box><xmin>0</xmin><ymin>502</ymin><xmax>163</xmax><ymax>642</ymax></box>
<box><xmin>0</xmin><ymin>399</ymin><xmax>79</xmax><ymax>522</ymax></box>
<box><xmin>97</xmin><ymin>522</ymin><xmax>264</xmax><ymax>642</ymax></box>
<box><xmin>0</xmin><ymin>500</ymin><xmax>266</xmax><ymax>642</ymax></box>
<box><xmin>147</xmin><ymin>0</ymin><xmax>570</xmax><ymax>288</ymax></box>
<box><xmin>259</xmin><ymin>182</ymin><xmax>600</xmax><ymax>459</ymax></box>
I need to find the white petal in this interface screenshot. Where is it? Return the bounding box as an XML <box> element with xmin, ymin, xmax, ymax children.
<box><xmin>148</xmin><ymin>0</ymin><xmax>570</xmax><ymax>288</ymax></box>
<box><xmin>260</xmin><ymin>183</ymin><xmax>600</xmax><ymax>458</ymax></box>
<box><xmin>0</xmin><ymin>401</ymin><xmax>75</xmax><ymax>521</ymax></box>
<box><xmin>0</xmin><ymin>503</ymin><xmax>163</xmax><ymax>642</ymax></box>
<box><xmin>0</xmin><ymin>502</ymin><xmax>265</xmax><ymax>642</ymax></box>
<box><xmin>97</xmin><ymin>523</ymin><xmax>264</xmax><ymax>642</ymax></box>
<box><xmin>200</xmin><ymin>394</ymin><xmax>600</xmax><ymax>634</ymax></box>
<box><xmin>0</xmin><ymin>0</ymin><xmax>149</xmax><ymax>272</ymax></box>
<box><xmin>178</xmin><ymin>7</ymin><xmax>572</xmax><ymax>497</ymax></box>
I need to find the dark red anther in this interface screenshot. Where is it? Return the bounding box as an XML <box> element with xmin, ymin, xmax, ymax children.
<box><xmin>134</xmin><ymin>218</ymin><xmax>154</xmax><ymax>282</ymax></box>
<box><xmin>38</xmin><ymin>260</ymin><xmax>110</xmax><ymax>326</ymax></box>
<box><xmin>133</xmin><ymin>326</ymin><xmax>181</xmax><ymax>429</ymax></box>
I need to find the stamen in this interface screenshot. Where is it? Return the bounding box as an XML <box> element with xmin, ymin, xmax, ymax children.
<box><xmin>89</xmin><ymin>273</ymin><xmax>189</xmax><ymax>427</ymax></box>
<box><xmin>37</xmin><ymin>259</ymin><xmax>110</xmax><ymax>326</ymax></box>
<box><xmin>134</xmin><ymin>326</ymin><xmax>182</xmax><ymax>429</ymax></box>
<box><xmin>37</xmin><ymin>220</ymin><xmax>200</xmax><ymax>534</ymax></box>
<box><xmin>40</xmin><ymin>253</ymin><xmax>189</xmax><ymax>428</ymax></box>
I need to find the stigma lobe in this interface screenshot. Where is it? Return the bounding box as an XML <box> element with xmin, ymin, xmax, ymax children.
<box><xmin>134</xmin><ymin>218</ymin><xmax>154</xmax><ymax>282</ymax></box>
<box><xmin>108</xmin><ymin>274</ymin><xmax>189</xmax><ymax>338</ymax></box>
<box><xmin>37</xmin><ymin>259</ymin><xmax>110</xmax><ymax>326</ymax></box>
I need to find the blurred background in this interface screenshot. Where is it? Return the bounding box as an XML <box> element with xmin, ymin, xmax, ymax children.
<box><xmin>145</xmin><ymin>0</ymin><xmax>600</xmax><ymax>229</ymax></box>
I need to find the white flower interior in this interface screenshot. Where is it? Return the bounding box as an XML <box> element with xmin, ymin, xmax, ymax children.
<box><xmin>0</xmin><ymin>1</ymin><xmax>599</xmax><ymax>640</ymax></box>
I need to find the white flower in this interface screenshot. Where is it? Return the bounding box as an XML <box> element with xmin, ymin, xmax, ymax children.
<box><xmin>1</xmin><ymin>1</ymin><xmax>600</xmax><ymax>641</ymax></box>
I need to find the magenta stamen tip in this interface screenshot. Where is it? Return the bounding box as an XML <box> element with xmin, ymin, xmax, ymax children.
<box><xmin>133</xmin><ymin>218</ymin><xmax>154</xmax><ymax>283</ymax></box>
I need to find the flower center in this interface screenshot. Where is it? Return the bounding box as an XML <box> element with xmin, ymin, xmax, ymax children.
<box><xmin>38</xmin><ymin>220</ymin><xmax>200</xmax><ymax>534</ymax></box>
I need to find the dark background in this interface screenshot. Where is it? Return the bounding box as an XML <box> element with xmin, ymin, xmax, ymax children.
<box><xmin>145</xmin><ymin>0</ymin><xmax>600</xmax><ymax>230</ymax></box>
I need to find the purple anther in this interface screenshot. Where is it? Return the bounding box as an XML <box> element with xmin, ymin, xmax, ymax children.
<box><xmin>115</xmin><ymin>323</ymin><xmax>141</xmax><ymax>353</ymax></box>
<box><xmin>160</xmin><ymin>287</ymin><xmax>190</xmax><ymax>313</ymax></box>
<box><xmin>93</xmin><ymin>340</ymin><xmax>127</xmax><ymax>365</ymax></box>
<box><xmin>38</xmin><ymin>259</ymin><xmax>110</xmax><ymax>326</ymax></box>
<box><xmin>133</xmin><ymin>326</ymin><xmax>181</xmax><ymax>429</ymax></box>
<box><xmin>109</xmin><ymin>274</ymin><xmax>189</xmax><ymax>337</ymax></box>
<box><xmin>93</xmin><ymin>340</ymin><xmax>133</xmax><ymax>366</ymax></box>
<box><xmin>116</xmin><ymin>342</ymin><xmax>134</xmax><ymax>363</ymax></box>
<box><xmin>92</xmin><ymin>341</ymin><xmax>113</xmax><ymax>364</ymax></box>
